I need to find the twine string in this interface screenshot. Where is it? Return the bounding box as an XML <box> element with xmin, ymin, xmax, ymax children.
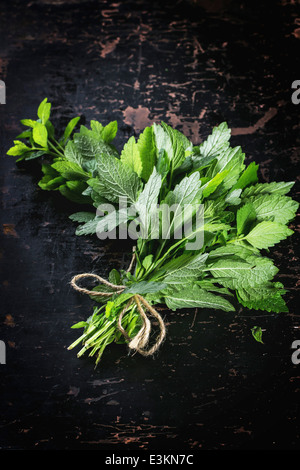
<box><xmin>70</xmin><ymin>249</ymin><xmax>166</xmax><ymax>356</ymax></box>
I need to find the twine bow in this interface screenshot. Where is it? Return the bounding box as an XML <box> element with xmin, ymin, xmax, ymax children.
<box><xmin>70</xmin><ymin>249</ymin><xmax>166</xmax><ymax>356</ymax></box>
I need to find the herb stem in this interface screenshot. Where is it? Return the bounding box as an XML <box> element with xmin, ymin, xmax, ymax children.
<box><xmin>48</xmin><ymin>140</ymin><xmax>65</xmax><ymax>158</ymax></box>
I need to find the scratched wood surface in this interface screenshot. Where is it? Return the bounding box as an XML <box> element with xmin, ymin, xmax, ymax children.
<box><xmin>0</xmin><ymin>0</ymin><xmax>299</xmax><ymax>450</ymax></box>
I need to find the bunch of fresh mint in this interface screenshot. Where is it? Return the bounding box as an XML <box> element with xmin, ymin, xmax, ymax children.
<box><xmin>8</xmin><ymin>98</ymin><xmax>299</xmax><ymax>364</ymax></box>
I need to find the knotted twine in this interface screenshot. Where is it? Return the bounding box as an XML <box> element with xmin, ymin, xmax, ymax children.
<box><xmin>70</xmin><ymin>249</ymin><xmax>166</xmax><ymax>356</ymax></box>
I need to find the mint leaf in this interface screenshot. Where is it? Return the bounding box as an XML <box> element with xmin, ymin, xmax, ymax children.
<box><xmin>62</xmin><ymin>117</ymin><xmax>80</xmax><ymax>144</ymax></box>
<box><xmin>52</xmin><ymin>161</ymin><xmax>90</xmax><ymax>181</ymax></box>
<box><xmin>101</xmin><ymin>121</ymin><xmax>118</xmax><ymax>143</ymax></box>
<box><xmin>137</xmin><ymin>126</ymin><xmax>156</xmax><ymax>181</ymax></box>
<box><xmin>232</xmin><ymin>161</ymin><xmax>259</xmax><ymax>190</ymax></box>
<box><xmin>58</xmin><ymin>183</ymin><xmax>90</xmax><ymax>204</ymax></box>
<box><xmin>245</xmin><ymin>194</ymin><xmax>299</xmax><ymax>225</ymax></box>
<box><xmin>96</xmin><ymin>153</ymin><xmax>141</xmax><ymax>204</ymax></box>
<box><xmin>225</xmin><ymin>189</ymin><xmax>242</xmax><ymax>206</ymax></box>
<box><xmin>69</xmin><ymin>212</ymin><xmax>95</xmax><ymax>223</ymax></box>
<box><xmin>165</xmin><ymin>284</ymin><xmax>234</xmax><ymax>311</ymax></box>
<box><xmin>237</xmin><ymin>282</ymin><xmax>288</xmax><ymax>313</ymax></box>
<box><xmin>124</xmin><ymin>281</ymin><xmax>167</xmax><ymax>295</ymax></box>
<box><xmin>236</xmin><ymin>202</ymin><xmax>256</xmax><ymax>235</ymax></box>
<box><xmin>163</xmin><ymin>253</ymin><xmax>208</xmax><ymax>285</ymax></box>
<box><xmin>242</xmin><ymin>181</ymin><xmax>295</xmax><ymax>198</ymax></box>
<box><xmin>199</xmin><ymin>122</ymin><xmax>231</xmax><ymax>159</ymax></box>
<box><xmin>166</xmin><ymin>171</ymin><xmax>202</xmax><ymax>206</ymax></box>
<box><xmin>153</xmin><ymin>122</ymin><xmax>190</xmax><ymax>171</ymax></box>
<box><xmin>134</xmin><ymin>167</ymin><xmax>162</xmax><ymax>237</ymax></box>
<box><xmin>37</xmin><ymin>98</ymin><xmax>51</xmax><ymax>124</ymax></box>
<box><xmin>251</xmin><ymin>326</ymin><xmax>264</xmax><ymax>344</ymax></box>
<box><xmin>120</xmin><ymin>136</ymin><xmax>143</xmax><ymax>176</ymax></box>
<box><xmin>7</xmin><ymin>140</ymin><xmax>31</xmax><ymax>156</ymax></box>
<box><xmin>75</xmin><ymin>208</ymin><xmax>129</xmax><ymax>236</ymax></box>
<box><xmin>209</xmin><ymin>146</ymin><xmax>245</xmax><ymax>193</ymax></box>
<box><xmin>207</xmin><ymin>255</ymin><xmax>278</xmax><ymax>289</ymax></box>
<box><xmin>208</xmin><ymin>244</ymin><xmax>259</xmax><ymax>260</ymax></box>
<box><xmin>20</xmin><ymin>119</ymin><xmax>36</xmax><ymax>128</ymax></box>
<box><xmin>64</xmin><ymin>140</ymin><xmax>83</xmax><ymax>166</ymax></box>
<box><xmin>201</xmin><ymin>170</ymin><xmax>229</xmax><ymax>198</ymax></box>
<box><xmin>245</xmin><ymin>221</ymin><xmax>294</xmax><ymax>249</ymax></box>
<box><xmin>32</xmin><ymin>122</ymin><xmax>48</xmax><ymax>147</ymax></box>
<box><xmin>161</xmin><ymin>121</ymin><xmax>191</xmax><ymax>170</ymax></box>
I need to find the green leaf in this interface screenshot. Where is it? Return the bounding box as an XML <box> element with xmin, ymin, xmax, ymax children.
<box><xmin>120</xmin><ymin>136</ymin><xmax>143</xmax><ymax>176</ymax></box>
<box><xmin>46</xmin><ymin>120</ymin><xmax>55</xmax><ymax>139</ymax></box>
<box><xmin>167</xmin><ymin>171</ymin><xmax>202</xmax><ymax>206</ymax></box>
<box><xmin>37</xmin><ymin>98</ymin><xmax>51</xmax><ymax>124</ymax></box>
<box><xmin>164</xmin><ymin>284</ymin><xmax>235</xmax><ymax>311</ymax></box>
<box><xmin>32</xmin><ymin>122</ymin><xmax>48</xmax><ymax>147</ymax></box>
<box><xmin>161</xmin><ymin>121</ymin><xmax>191</xmax><ymax>170</ymax></box>
<box><xmin>251</xmin><ymin>326</ymin><xmax>264</xmax><ymax>344</ymax></box>
<box><xmin>64</xmin><ymin>140</ymin><xmax>84</xmax><ymax>167</ymax></box>
<box><xmin>242</xmin><ymin>181</ymin><xmax>295</xmax><ymax>198</ymax></box>
<box><xmin>90</xmin><ymin>120</ymin><xmax>103</xmax><ymax>134</ymax></box>
<box><xmin>208</xmin><ymin>244</ymin><xmax>259</xmax><ymax>260</ymax></box>
<box><xmin>96</xmin><ymin>153</ymin><xmax>142</xmax><ymax>204</ymax></box>
<box><xmin>74</xmin><ymin>133</ymin><xmax>118</xmax><ymax>162</ymax></box>
<box><xmin>134</xmin><ymin>167</ymin><xmax>162</xmax><ymax>238</ymax></box>
<box><xmin>65</xmin><ymin>180</ymin><xmax>87</xmax><ymax>193</ymax></box>
<box><xmin>69</xmin><ymin>212</ymin><xmax>96</xmax><ymax>223</ymax></box>
<box><xmin>52</xmin><ymin>160</ymin><xmax>90</xmax><ymax>181</ymax></box>
<box><xmin>38</xmin><ymin>175</ymin><xmax>65</xmax><ymax>190</ymax></box>
<box><xmin>156</xmin><ymin>149</ymin><xmax>170</xmax><ymax>180</ymax></box>
<box><xmin>201</xmin><ymin>170</ymin><xmax>229</xmax><ymax>198</ymax></box>
<box><xmin>62</xmin><ymin>117</ymin><xmax>80</xmax><ymax>143</ymax></box>
<box><xmin>163</xmin><ymin>253</ymin><xmax>208</xmax><ymax>285</ymax></box>
<box><xmin>20</xmin><ymin>119</ymin><xmax>37</xmax><ymax>128</ymax></box>
<box><xmin>24</xmin><ymin>150</ymin><xmax>47</xmax><ymax>161</ymax></box>
<box><xmin>89</xmin><ymin>284</ymin><xmax>116</xmax><ymax>303</ymax></box>
<box><xmin>123</xmin><ymin>281</ymin><xmax>167</xmax><ymax>295</ymax></box>
<box><xmin>245</xmin><ymin>221</ymin><xmax>294</xmax><ymax>249</ymax></box>
<box><xmin>209</xmin><ymin>146</ymin><xmax>245</xmax><ymax>194</ymax></box>
<box><xmin>137</xmin><ymin>126</ymin><xmax>156</xmax><ymax>181</ymax></box>
<box><xmin>75</xmin><ymin>208</ymin><xmax>129</xmax><ymax>236</ymax></box>
<box><xmin>232</xmin><ymin>161</ymin><xmax>259</xmax><ymax>190</ymax></box>
<box><xmin>153</xmin><ymin>123</ymin><xmax>173</xmax><ymax>163</ymax></box>
<box><xmin>161</xmin><ymin>172</ymin><xmax>203</xmax><ymax>240</ymax></box>
<box><xmin>245</xmin><ymin>194</ymin><xmax>299</xmax><ymax>225</ymax></box>
<box><xmin>237</xmin><ymin>282</ymin><xmax>288</xmax><ymax>313</ymax></box>
<box><xmin>71</xmin><ymin>321</ymin><xmax>88</xmax><ymax>329</ymax></box>
<box><xmin>101</xmin><ymin>121</ymin><xmax>118</xmax><ymax>143</ymax></box>
<box><xmin>207</xmin><ymin>255</ymin><xmax>278</xmax><ymax>289</ymax></box>
<box><xmin>109</xmin><ymin>269</ymin><xmax>121</xmax><ymax>285</ymax></box>
<box><xmin>15</xmin><ymin>130</ymin><xmax>32</xmax><ymax>139</ymax></box>
<box><xmin>236</xmin><ymin>202</ymin><xmax>256</xmax><ymax>235</ymax></box>
<box><xmin>153</xmin><ymin>122</ymin><xmax>190</xmax><ymax>171</ymax></box>
<box><xmin>225</xmin><ymin>189</ymin><xmax>242</xmax><ymax>206</ymax></box>
<box><xmin>142</xmin><ymin>255</ymin><xmax>153</xmax><ymax>271</ymax></box>
<box><xmin>58</xmin><ymin>183</ymin><xmax>90</xmax><ymax>204</ymax></box>
<box><xmin>7</xmin><ymin>140</ymin><xmax>31</xmax><ymax>156</ymax></box>
<box><xmin>199</xmin><ymin>122</ymin><xmax>231</xmax><ymax>159</ymax></box>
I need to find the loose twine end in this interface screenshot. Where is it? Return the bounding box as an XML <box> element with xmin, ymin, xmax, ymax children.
<box><xmin>70</xmin><ymin>248</ymin><xmax>166</xmax><ymax>357</ymax></box>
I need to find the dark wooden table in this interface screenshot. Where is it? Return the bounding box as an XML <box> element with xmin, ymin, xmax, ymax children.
<box><xmin>0</xmin><ymin>0</ymin><xmax>299</xmax><ymax>451</ymax></box>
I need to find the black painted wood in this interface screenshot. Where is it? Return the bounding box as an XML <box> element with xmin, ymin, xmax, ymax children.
<box><xmin>0</xmin><ymin>0</ymin><xmax>299</xmax><ymax>450</ymax></box>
